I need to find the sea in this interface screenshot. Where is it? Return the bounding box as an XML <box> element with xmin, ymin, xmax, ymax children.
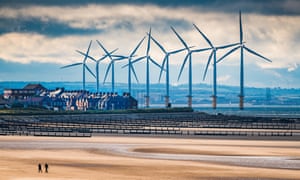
<box><xmin>194</xmin><ymin>106</ymin><xmax>300</xmax><ymax>118</ymax></box>
<box><xmin>147</xmin><ymin>104</ymin><xmax>300</xmax><ymax>118</ymax></box>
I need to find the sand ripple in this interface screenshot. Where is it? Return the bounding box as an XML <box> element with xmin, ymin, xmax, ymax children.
<box><xmin>1</xmin><ymin>138</ymin><xmax>299</xmax><ymax>170</ymax></box>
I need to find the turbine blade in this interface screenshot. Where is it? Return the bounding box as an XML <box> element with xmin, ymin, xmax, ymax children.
<box><xmin>149</xmin><ymin>57</ymin><xmax>162</xmax><ymax>69</ymax></box>
<box><xmin>124</xmin><ymin>56</ymin><xmax>145</xmax><ymax>70</ymax></box>
<box><xmin>110</xmin><ymin>48</ymin><xmax>119</xmax><ymax>54</ymax></box>
<box><xmin>113</xmin><ymin>56</ymin><xmax>126</xmax><ymax>61</ymax></box>
<box><xmin>86</xmin><ymin>40</ymin><xmax>92</xmax><ymax>54</ymax></box>
<box><xmin>96</xmin><ymin>40</ymin><xmax>111</xmax><ymax>58</ymax></box>
<box><xmin>103</xmin><ymin>62</ymin><xmax>112</xmax><ymax>84</ymax></box>
<box><xmin>203</xmin><ymin>51</ymin><xmax>214</xmax><ymax>81</ymax></box>
<box><xmin>216</xmin><ymin>42</ymin><xmax>240</xmax><ymax>50</ymax></box>
<box><xmin>122</xmin><ymin>63</ymin><xmax>129</xmax><ymax>68</ymax></box>
<box><xmin>111</xmin><ymin>55</ymin><xmax>128</xmax><ymax>59</ymax></box>
<box><xmin>161</xmin><ymin>56</ymin><xmax>167</xmax><ymax>69</ymax></box>
<box><xmin>106</xmin><ymin>48</ymin><xmax>119</xmax><ymax>56</ymax></box>
<box><xmin>150</xmin><ymin>35</ymin><xmax>167</xmax><ymax>54</ymax></box>
<box><xmin>130</xmin><ymin>65</ymin><xmax>139</xmax><ymax>83</ymax></box>
<box><xmin>98</xmin><ymin>49</ymin><xmax>117</xmax><ymax>62</ymax></box>
<box><xmin>216</xmin><ymin>46</ymin><xmax>240</xmax><ymax>63</ymax></box>
<box><xmin>76</xmin><ymin>50</ymin><xmax>96</xmax><ymax>62</ymax></box>
<box><xmin>60</xmin><ymin>62</ymin><xmax>82</xmax><ymax>69</ymax></box>
<box><xmin>99</xmin><ymin>54</ymin><xmax>110</xmax><ymax>61</ymax></box>
<box><xmin>178</xmin><ymin>54</ymin><xmax>189</xmax><ymax>81</ymax></box>
<box><xmin>159</xmin><ymin>56</ymin><xmax>167</xmax><ymax>82</ymax></box>
<box><xmin>131</xmin><ymin>56</ymin><xmax>146</xmax><ymax>64</ymax></box>
<box><xmin>131</xmin><ymin>36</ymin><xmax>146</xmax><ymax>56</ymax></box>
<box><xmin>83</xmin><ymin>40</ymin><xmax>92</xmax><ymax>62</ymax></box>
<box><xmin>239</xmin><ymin>10</ymin><xmax>243</xmax><ymax>44</ymax></box>
<box><xmin>193</xmin><ymin>23</ymin><xmax>213</xmax><ymax>48</ymax></box>
<box><xmin>146</xmin><ymin>28</ymin><xmax>151</xmax><ymax>55</ymax></box>
<box><xmin>171</xmin><ymin>26</ymin><xmax>189</xmax><ymax>49</ymax></box>
<box><xmin>244</xmin><ymin>46</ymin><xmax>272</xmax><ymax>62</ymax></box>
<box><xmin>192</xmin><ymin>47</ymin><xmax>212</xmax><ymax>53</ymax></box>
<box><xmin>169</xmin><ymin>47</ymin><xmax>186</xmax><ymax>54</ymax></box>
<box><xmin>85</xmin><ymin>64</ymin><xmax>96</xmax><ymax>79</ymax></box>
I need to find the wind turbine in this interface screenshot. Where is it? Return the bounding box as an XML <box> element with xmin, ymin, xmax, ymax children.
<box><xmin>193</xmin><ymin>24</ymin><xmax>239</xmax><ymax>109</ymax></box>
<box><xmin>122</xmin><ymin>36</ymin><xmax>146</xmax><ymax>95</ymax></box>
<box><xmin>96</xmin><ymin>40</ymin><xmax>126</xmax><ymax>93</ymax></box>
<box><xmin>131</xmin><ymin>28</ymin><xmax>162</xmax><ymax>108</ymax></box>
<box><xmin>77</xmin><ymin>48</ymin><xmax>118</xmax><ymax>93</ymax></box>
<box><xmin>61</xmin><ymin>40</ymin><xmax>95</xmax><ymax>90</ymax></box>
<box><xmin>217</xmin><ymin>11</ymin><xmax>272</xmax><ymax>110</ymax></box>
<box><xmin>149</xmin><ymin>34</ymin><xmax>186</xmax><ymax>108</ymax></box>
<box><xmin>171</xmin><ymin>26</ymin><xmax>211</xmax><ymax>108</ymax></box>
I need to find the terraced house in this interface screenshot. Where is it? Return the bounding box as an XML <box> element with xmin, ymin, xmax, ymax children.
<box><xmin>2</xmin><ymin>84</ymin><xmax>138</xmax><ymax>111</ymax></box>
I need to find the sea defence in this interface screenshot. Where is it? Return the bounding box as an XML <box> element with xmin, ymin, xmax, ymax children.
<box><xmin>0</xmin><ymin>112</ymin><xmax>299</xmax><ymax>138</ymax></box>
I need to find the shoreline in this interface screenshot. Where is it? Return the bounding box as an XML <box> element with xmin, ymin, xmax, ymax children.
<box><xmin>91</xmin><ymin>132</ymin><xmax>300</xmax><ymax>141</ymax></box>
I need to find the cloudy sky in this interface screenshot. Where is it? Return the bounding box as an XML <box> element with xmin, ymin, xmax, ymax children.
<box><xmin>0</xmin><ymin>0</ymin><xmax>300</xmax><ymax>88</ymax></box>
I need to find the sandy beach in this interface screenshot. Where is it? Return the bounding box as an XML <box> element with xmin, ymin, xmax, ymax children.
<box><xmin>0</xmin><ymin>135</ymin><xmax>299</xmax><ymax>180</ymax></box>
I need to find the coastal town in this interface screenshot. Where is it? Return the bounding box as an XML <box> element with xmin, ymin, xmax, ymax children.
<box><xmin>0</xmin><ymin>83</ymin><xmax>138</xmax><ymax>111</ymax></box>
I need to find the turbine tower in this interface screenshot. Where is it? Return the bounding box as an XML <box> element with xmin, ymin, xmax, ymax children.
<box><xmin>193</xmin><ymin>24</ymin><xmax>239</xmax><ymax>109</ymax></box>
<box><xmin>149</xmin><ymin>34</ymin><xmax>185</xmax><ymax>108</ymax></box>
<box><xmin>217</xmin><ymin>11</ymin><xmax>272</xmax><ymax>110</ymax></box>
<box><xmin>171</xmin><ymin>26</ymin><xmax>211</xmax><ymax>108</ymax></box>
<box><xmin>122</xmin><ymin>36</ymin><xmax>146</xmax><ymax>95</ymax></box>
<box><xmin>61</xmin><ymin>40</ymin><xmax>95</xmax><ymax>90</ymax></box>
<box><xmin>131</xmin><ymin>28</ymin><xmax>161</xmax><ymax>108</ymax></box>
<box><xmin>97</xmin><ymin>40</ymin><xmax>126</xmax><ymax>93</ymax></box>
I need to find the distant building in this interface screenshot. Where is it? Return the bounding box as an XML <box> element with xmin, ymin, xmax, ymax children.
<box><xmin>3</xmin><ymin>84</ymin><xmax>47</xmax><ymax>100</ymax></box>
<box><xmin>99</xmin><ymin>92</ymin><xmax>138</xmax><ymax>110</ymax></box>
<box><xmin>23</xmin><ymin>84</ymin><xmax>47</xmax><ymax>91</ymax></box>
<box><xmin>2</xmin><ymin>83</ymin><xmax>138</xmax><ymax>111</ymax></box>
<box><xmin>0</xmin><ymin>95</ymin><xmax>8</xmax><ymax>109</ymax></box>
<box><xmin>19</xmin><ymin>96</ymin><xmax>48</xmax><ymax>108</ymax></box>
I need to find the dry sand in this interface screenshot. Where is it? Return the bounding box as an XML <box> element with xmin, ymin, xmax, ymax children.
<box><xmin>0</xmin><ymin>135</ymin><xmax>299</xmax><ymax>180</ymax></box>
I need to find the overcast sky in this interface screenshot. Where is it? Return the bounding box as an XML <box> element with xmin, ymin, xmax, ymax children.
<box><xmin>0</xmin><ymin>0</ymin><xmax>300</xmax><ymax>88</ymax></box>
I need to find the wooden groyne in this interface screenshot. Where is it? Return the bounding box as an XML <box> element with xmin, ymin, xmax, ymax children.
<box><xmin>0</xmin><ymin>112</ymin><xmax>299</xmax><ymax>138</ymax></box>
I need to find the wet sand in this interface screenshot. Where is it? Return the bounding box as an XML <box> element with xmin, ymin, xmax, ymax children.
<box><xmin>0</xmin><ymin>136</ymin><xmax>299</xmax><ymax>180</ymax></box>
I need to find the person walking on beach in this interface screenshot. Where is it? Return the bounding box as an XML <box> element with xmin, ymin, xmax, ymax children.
<box><xmin>38</xmin><ymin>163</ymin><xmax>42</xmax><ymax>173</ymax></box>
<box><xmin>45</xmin><ymin>163</ymin><xmax>49</xmax><ymax>173</ymax></box>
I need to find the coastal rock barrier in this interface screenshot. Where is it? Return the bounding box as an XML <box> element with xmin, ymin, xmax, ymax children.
<box><xmin>0</xmin><ymin>112</ymin><xmax>299</xmax><ymax>138</ymax></box>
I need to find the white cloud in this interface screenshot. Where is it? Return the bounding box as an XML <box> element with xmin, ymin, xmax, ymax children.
<box><xmin>217</xmin><ymin>74</ymin><xmax>232</xmax><ymax>84</ymax></box>
<box><xmin>287</xmin><ymin>63</ymin><xmax>298</xmax><ymax>72</ymax></box>
<box><xmin>0</xmin><ymin>32</ymin><xmax>85</xmax><ymax>64</ymax></box>
<box><xmin>0</xmin><ymin>4</ymin><xmax>300</xmax><ymax>86</ymax></box>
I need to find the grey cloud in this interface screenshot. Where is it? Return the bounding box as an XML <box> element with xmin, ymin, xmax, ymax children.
<box><xmin>1</xmin><ymin>0</ymin><xmax>300</xmax><ymax>15</ymax></box>
<box><xmin>0</xmin><ymin>17</ymin><xmax>101</xmax><ymax>36</ymax></box>
<box><xmin>0</xmin><ymin>2</ymin><xmax>299</xmax><ymax>87</ymax></box>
